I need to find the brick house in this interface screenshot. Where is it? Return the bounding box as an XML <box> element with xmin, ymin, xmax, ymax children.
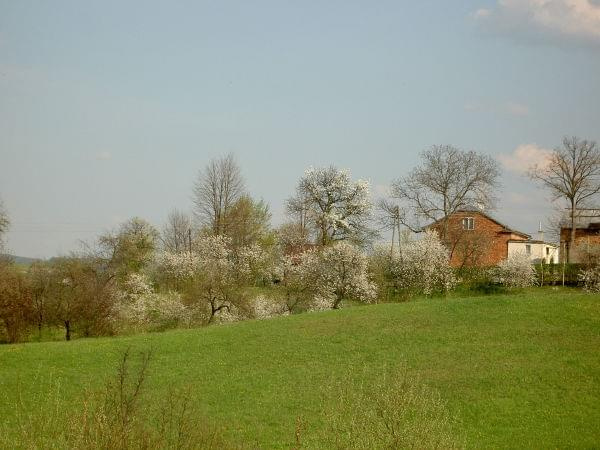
<box><xmin>560</xmin><ymin>214</ymin><xmax>600</xmax><ymax>262</ymax></box>
<box><xmin>426</xmin><ymin>210</ymin><xmax>533</xmax><ymax>268</ymax></box>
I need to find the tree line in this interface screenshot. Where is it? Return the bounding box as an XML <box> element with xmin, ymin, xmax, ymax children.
<box><xmin>1</xmin><ymin>136</ymin><xmax>599</xmax><ymax>343</ymax></box>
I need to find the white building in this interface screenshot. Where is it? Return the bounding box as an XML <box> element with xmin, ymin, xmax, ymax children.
<box><xmin>507</xmin><ymin>239</ymin><xmax>559</xmax><ymax>264</ymax></box>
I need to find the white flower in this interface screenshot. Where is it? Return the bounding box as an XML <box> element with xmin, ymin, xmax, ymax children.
<box><xmin>493</xmin><ymin>252</ymin><xmax>537</xmax><ymax>288</ymax></box>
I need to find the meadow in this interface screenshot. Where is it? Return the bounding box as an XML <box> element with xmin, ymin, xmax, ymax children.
<box><xmin>1</xmin><ymin>287</ymin><xmax>599</xmax><ymax>448</ymax></box>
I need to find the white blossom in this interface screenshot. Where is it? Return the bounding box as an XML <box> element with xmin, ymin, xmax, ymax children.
<box><xmin>291</xmin><ymin>166</ymin><xmax>373</xmax><ymax>245</ymax></box>
<box><xmin>116</xmin><ymin>273</ymin><xmax>189</xmax><ymax>327</ymax></box>
<box><xmin>493</xmin><ymin>252</ymin><xmax>537</xmax><ymax>288</ymax></box>
<box><xmin>303</xmin><ymin>242</ymin><xmax>377</xmax><ymax>309</ymax></box>
<box><xmin>386</xmin><ymin>230</ymin><xmax>457</xmax><ymax>296</ymax></box>
<box><xmin>250</xmin><ymin>295</ymin><xmax>289</xmax><ymax>319</ymax></box>
<box><xmin>579</xmin><ymin>267</ymin><xmax>600</xmax><ymax>293</ymax></box>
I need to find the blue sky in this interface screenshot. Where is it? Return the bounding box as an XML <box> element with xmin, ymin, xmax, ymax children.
<box><xmin>1</xmin><ymin>0</ymin><xmax>599</xmax><ymax>257</ymax></box>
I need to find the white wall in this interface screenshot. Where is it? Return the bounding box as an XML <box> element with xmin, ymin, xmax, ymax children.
<box><xmin>507</xmin><ymin>242</ymin><xmax>559</xmax><ymax>264</ymax></box>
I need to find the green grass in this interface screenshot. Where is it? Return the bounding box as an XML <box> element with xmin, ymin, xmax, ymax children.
<box><xmin>1</xmin><ymin>287</ymin><xmax>599</xmax><ymax>448</ymax></box>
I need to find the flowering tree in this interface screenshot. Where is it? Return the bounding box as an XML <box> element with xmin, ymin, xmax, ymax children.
<box><xmin>386</xmin><ymin>231</ymin><xmax>456</xmax><ymax>297</ymax></box>
<box><xmin>156</xmin><ymin>235</ymin><xmax>249</xmax><ymax>323</ymax></box>
<box><xmin>275</xmin><ymin>254</ymin><xmax>316</xmax><ymax>313</ymax></box>
<box><xmin>287</xmin><ymin>167</ymin><xmax>373</xmax><ymax>246</ymax></box>
<box><xmin>579</xmin><ymin>267</ymin><xmax>600</xmax><ymax>293</ymax></box>
<box><xmin>116</xmin><ymin>272</ymin><xmax>188</xmax><ymax>329</ymax></box>
<box><xmin>304</xmin><ymin>242</ymin><xmax>377</xmax><ymax>310</ymax></box>
<box><xmin>235</xmin><ymin>243</ymin><xmax>276</xmax><ymax>285</ymax></box>
<box><xmin>493</xmin><ymin>252</ymin><xmax>537</xmax><ymax>288</ymax></box>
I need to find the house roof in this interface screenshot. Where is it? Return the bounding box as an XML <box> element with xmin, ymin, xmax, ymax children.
<box><xmin>425</xmin><ymin>209</ymin><xmax>531</xmax><ymax>239</ymax></box>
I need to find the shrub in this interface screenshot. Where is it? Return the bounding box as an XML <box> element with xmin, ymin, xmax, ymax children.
<box><xmin>493</xmin><ymin>252</ymin><xmax>537</xmax><ymax>288</ymax></box>
<box><xmin>116</xmin><ymin>273</ymin><xmax>189</xmax><ymax>331</ymax></box>
<box><xmin>250</xmin><ymin>295</ymin><xmax>289</xmax><ymax>320</ymax></box>
<box><xmin>381</xmin><ymin>231</ymin><xmax>456</xmax><ymax>298</ymax></box>
<box><xmin>579</xmin><ymin>267</ymin><xmax>600</xmax><ymax>293</ymax></box>
<box><xmin>1</xmin><ymin>349</ymin><xmax>231</xmax><ymax>449</ymax></box>
<box><xmin>302</xmin><ymin>242</ymin><xmax>378</xmax><ymax>310</ymax></box>
<box><xmin>310</xmin><ymin>369</ymin><xmax>463</xmax><ymax>449</ymax></box>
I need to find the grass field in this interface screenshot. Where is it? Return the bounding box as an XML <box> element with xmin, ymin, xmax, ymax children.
<box><xmin>1</xmin><ymin>287</ymin><xmax>599</xmax><ymax>448</ymax></box>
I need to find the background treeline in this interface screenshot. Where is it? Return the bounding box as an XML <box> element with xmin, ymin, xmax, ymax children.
<box><xmin>2</xmin><ymin>137</ymin><xmax>600</xmax><ymax>343</ymax></box>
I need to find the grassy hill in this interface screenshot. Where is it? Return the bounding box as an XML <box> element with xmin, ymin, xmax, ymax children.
<box><xmin>1</xmin><ymin>288</ymin><xmax>599</xmax><ymax>448</ymax></box>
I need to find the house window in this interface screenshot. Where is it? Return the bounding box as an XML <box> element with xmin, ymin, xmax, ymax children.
<box><xmin>462</xmin><ymin>217</ymin><xmax>474</xmax><ymax>230</ymax></box>
<box><xmin>546</xmin><ymin>247</ymin><xmax>550</xmax><ymax>256</ymax></box>
<box><xmin>526</xmin><ymin>244</ymin><xmax>531</xmax><ymax>255</ymax></box>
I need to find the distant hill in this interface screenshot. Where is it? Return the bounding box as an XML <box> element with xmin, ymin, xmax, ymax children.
<box><xmin>1</xmin><ymin>254</ymin><xmax>41</xmax><ymax>266</ymax></box>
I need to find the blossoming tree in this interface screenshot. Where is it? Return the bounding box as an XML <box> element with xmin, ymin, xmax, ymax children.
<box><xmin>287</xmin><ymin>167</ymin><xmax>374</xmax><ymax>246</ymax></box>
<box><xmin>386</xmin><ymin>230</ymin><xmax>456</xmax><ymax>297</ymax></box>
<box><xmin>301</xmin><ymin>242</ymin><xmax>377</xmax><ymax>310</ymax></box>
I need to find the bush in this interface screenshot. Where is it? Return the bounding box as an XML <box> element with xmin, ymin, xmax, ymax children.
<box><xmin>378</xmin><ymin>231</ymin><xmax>456</xmax><ymax>299</ymax></box>
<box><xmin>453</xmin><ymin>267</ymin><xmax>504</xmax><ymax>295</ymax></box>
<box><xmin>310</xmin><ymin>369</ymin><xmax>463</xmax><ymax>449</ymax></box>
<box><xmin>493</xmin><ymin>252</ymin><xmax>537</xmax><ymax>289</ymax></box>
<box><xmin>579</xmin><ymin>267</ymin><xmax>600</xmax><ymax>293</ymax></box>
<box><xmin>115</xmin><ymin>273</ymin><xmax>190</xmax><ymax>331</ymax></box>
<box><xmin>1</xmin><ymin>349</ymin><xmax>232</xmax><ymax>449</ymax></box>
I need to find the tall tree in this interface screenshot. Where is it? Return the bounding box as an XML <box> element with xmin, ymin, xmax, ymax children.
<box><xmin>192</xmin><ymin>154</ymin><xmax>245</xmax><ymax>235</ymax></box>
<box><xmin>225</xmin><ymin>195</ymin><xmax>273</xmax><ymax>248</ymax></box>
<box><xmin>161</xmin><ymin>209</ymin><xmax>192</xmax><ymax>253</ymax></box>
<box><xmin>98</xmin><ymin>217</ymin><xmax>159</xmax><ymax>278</ymax></box>
<box><xmin>386</xmin><ymin>145</ymin><xmax>500</xmax><ymax>239</ymax></box>
<box><xmin>529</xmin><ymin>136</ymin><xmax>600</xmax><ymax>262</ymax></box>
<box><xmin>0</xmin><ymin>260</ymin><xmax>32</xmax><ymax>343</ymax></box>
<box><xmin>46</xmin><ymin>255</ymin><xmax>118</xmax><ymax>341</ymax></box>
<box><xmin>287</xmin><ymin>167</ymin><xmax>373</xmax><ymax>246</ymax></box>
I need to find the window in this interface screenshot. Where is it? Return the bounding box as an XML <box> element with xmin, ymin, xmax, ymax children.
<box><xmin>462</xmin><ymin>217</ymin><xmax>474</xmax><ymax>230</ymax></box>
<box><xmin>526</xmin><ymin>244</ymin><xmax>531</xmax><ymax>255</ymax></box>
<box><xmin>546</xmin><ymin>247</ymin><xmax>550</xmax><ymax>256</ymax></box>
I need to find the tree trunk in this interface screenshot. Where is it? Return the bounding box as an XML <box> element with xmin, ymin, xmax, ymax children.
<box><xmin>64</xmin><ymin>320</ymin><xmax>71</xmax><ymax>341</ymax></box>
<box><xmin>569</xmin><ymin>199</ymin><xmax>576</xmax><ymax>263</ymax></box>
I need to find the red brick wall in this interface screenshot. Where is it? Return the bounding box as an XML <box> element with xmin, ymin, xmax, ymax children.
<box><xmin>560</xmin><ymin>228</ymin><xmax>600</xmax><ymax>245</ymax></box>
<box><xmin>430</xmin><ymin>212</ymin><xmax>527</xmax><ymax>268</ymax></box>
<box><xmin>560</xmin><ymin>227</ymin><xmax>600</xmax><ymax>262</ymax></box>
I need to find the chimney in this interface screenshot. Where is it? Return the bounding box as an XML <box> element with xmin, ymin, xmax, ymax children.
<box><xmin>538</xmin><ymin>221</ymin><xmax>544</xmax><ymax>242</ymax></box>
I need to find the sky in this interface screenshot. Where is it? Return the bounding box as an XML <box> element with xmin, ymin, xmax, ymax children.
<box><xmin>1</xmin><ymin>0</ymin><xmax>599</xmax><ymax>258</ymax></box>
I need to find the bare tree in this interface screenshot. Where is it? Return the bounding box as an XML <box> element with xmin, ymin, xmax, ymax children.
<box><xmin>529</xmin><ymin>136</ymin><xmax>600</xmax><ymax>262</ymax></box>
<box><xmin>192</xmin><ymin>154</ymin><xmax>245</xmax><ymax>236</ymax></box>
<box><xmin>387</xmin><ymin>145</ymin><xmax>500</xmax><ymax>239</ymax></box>
<box><xmin>161</xmin><ymin>209</ymin><xmax>192</xmax><ymax>253</ymax></box>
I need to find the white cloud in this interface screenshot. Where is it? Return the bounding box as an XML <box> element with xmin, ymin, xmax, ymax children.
<box><xmin>96</xmin><ymin>151</ymin><xmax>112</xmax><ymax>161</ymax></box>
<box><xmin>473</xmin><ymin>0</ymin><xmax>600</xmax><ymax>45</ymax></box>
<box><xmin>497</xmin><ymin>143</ymin><xmax>552</xmax><ymax>174</ymax></box>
